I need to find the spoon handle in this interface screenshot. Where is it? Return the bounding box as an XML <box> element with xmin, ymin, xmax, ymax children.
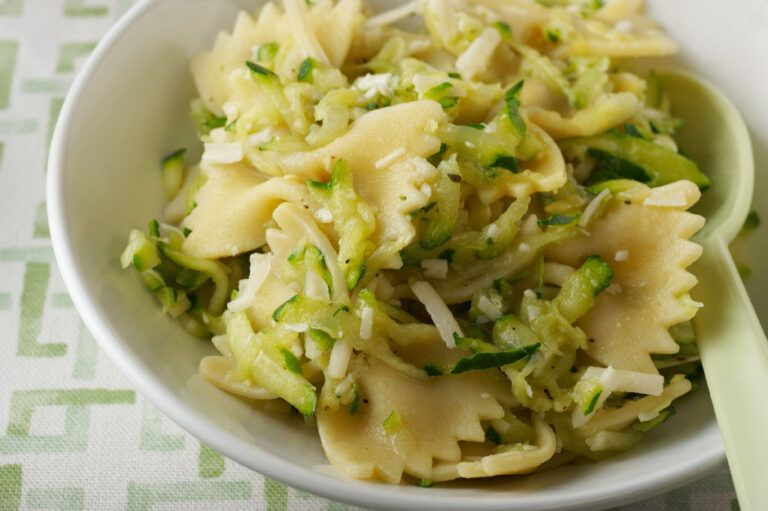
<box><xmin>695</xmin><ymin>236</ymin><xmax>768</xmax><ymax>511</ymax></box>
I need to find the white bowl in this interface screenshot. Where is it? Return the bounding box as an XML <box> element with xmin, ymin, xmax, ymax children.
<box><xmin>49</xmin><ymin>0</ymin><xmax>758</xmax><ymax>508</ymax></box>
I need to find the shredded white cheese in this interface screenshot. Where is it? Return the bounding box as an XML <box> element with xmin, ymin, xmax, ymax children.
<box><xmin>247</xmin><ymin>127</ymin><xmax>274</xmax><ymax>148</ymax></box>
<box><xmin>520</xmin><ymin>215</ymin><xmax>540</xmax><ymax>236</ymax></box>
<box><xmin>542</xmin><ymin>262</ymin><xmax>576</xmax><ymax>287</ymax></box>
<box><xmin>285</xmin><ymin>323</ymin><xmax>309</xmax><ymax>333</ymax></box>
<box><xmin>304</xmin><ymin>336</ymin><xmax>321</xmax><ymax>360</ymax></box>
<box><xmin>419</xmin><ymin>182</ymin><xmax>432</xmax><ymax>200</ymax></box>
<box><xmin>328</xmin><ymin>340</ymin><xmax>352</xmax><ymax>379</ymax></box>
<box><xmin>335</xmin><ymin>376</ymin><xmax>354</xmax><ymax>398</ymax></box>
<box><xmin>305</xmin><ymin>270</ymin><xmax>330</xmax><ymax>301</ymax></box>
<box><xmin>410</xmin><ymin>280</ymin><xmax>463</xmax><ymax>347</ymax></box>
<box><xmin>455</xmin><ymin>27</ymin><xmax>502</xmax><ymax>80</ymax></box>
<box><xmin>477</xmin><ymin>295</ymin><xmax>503</xmax><ymax>321</ymax></box>
<box><xmin>314</xmin><ymin>207</ymin><xmax>333</xmax><ymax>224</ymax></box>
<box><xmin>487</xmin><ymin>224</ymin><xmax>501</xmax><ymax>242</ymax></box>
<box><xmin>359</xmin><ymin>306</ymin><xmax>374</xmax><ymax>340</ymax></box>
<box><xmin>375</xmin><ymin>147</ymin><xmax>406</xmax><ymax>169</ymax></box>
<box><xmin>579</xmin><ymin>189</ymin><xmax>611</xmax><ymax>227</ymax></box>
<box><xmin>614</xmin><ymin>250</ymin><xmax>629</xmax><ymax>261</ymax></box>
<box><xmin>421</xmin><ymin>259</ymin><xmax>448</xmax><ymax>279</ymax></box>
<box><xmin>228</xmin><ymin>254</ymin><xmax>273</xmax><ymax>312</ymax></box>
<box><xmin>518</xmin><ymin>242</ymin><xmax>531</xmax><ymax>253</ymax></box>
<box><xmin>523</xmin><ymin>380</ymin><xmax>534</xmax><ymax>398</ymax></box>
<box><xmin>527</xmin><ymin>305</ymin><xmax>541</xmax><ymax>320</ymax></box>
<box><xmin>202</xmin><ymin>143</ymin><xmax>243</xmax><ymax>164</ymax></box>
<box><xmin>354</xmin><ymin>73</ymin><xmax>394</xmax><ymax>99</ymax></box>
<box><xmin>572</xmin><ymin>366</ymin><xmax>665</xmax><ymax>428</ymax></box>
<box><xmin>222</xmin><ymin>101</ymin><xmax>240</xmax><ymax>119</ymax></box>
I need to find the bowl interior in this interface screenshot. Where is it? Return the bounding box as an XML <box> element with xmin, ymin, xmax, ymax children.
<box><xmin>49</xmin><ymin>0</ymin><xmax>731</xmax><ymax>509</ymax></box>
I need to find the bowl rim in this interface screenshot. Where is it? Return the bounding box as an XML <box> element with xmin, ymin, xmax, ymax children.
<box><xmin>46</xmin><ymin>0</ymin><xmax>726</xmax><ymax>509</ymax></box>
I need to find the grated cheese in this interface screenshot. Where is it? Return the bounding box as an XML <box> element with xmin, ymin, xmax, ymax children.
<box><xmin>542</xmin><ymin>262</ymin><xmax>576</xmax><ymax>287</ymax></box>
<box><xmin>520</xmin><ymin>215</ymin><xmax>540</xmax><ymax>236</ymax></box>
<box><xmin>375</xmin><ymin>147</ymin><xmax>406</xmax><ymax>169</ymax></box>
<box><xmin>328</xmin><ymin>340</ymin><xmax>353</xmax><ymax>379</ymax></box>
<box><xmin>222</xmin><ymin>101</ymin><xmax>240</xmax><ymax>118</ymax></box>
<box><xmin>305</xmin><ymin>270</ymin><xmax>330</xmax><ymax>301</ymax></box>
<box><xmin>421</xmin><ymin>259</ymin><xmax>448</xmax><ymax>279</ymax></box>
<box><xmin>354</xmin><ymin>73</ymin><xmax>394</xmax><ymax>99</ymax></box>
<box><xmin>247</xmin><ymin>127</ymin><xmax>274</xmax><ymax>148</ymax></box>
<box><xmin>518</xmin><ymin>242</ymin><xmax>531</xmax><ymax>253</ymax></box>
<box><xmin>285</xmin><ymin>323</ymin><xmax>309</xmax><ymax>333</ymax></box>
<box><xmin>202</xmin><ymin>143</ymin><xmax>243</xmax><ymax>164</ymax></box>
<box><xmin>579</xmin><ymin>189</ymin><xmax>611</xmax><ymax>227</ymax></box>
<box><xmin>523</xmin><ymin>380</ymin><xmax>533</xmax><ymax>398</ymax></box>
<box><xmin>228</xmin><ymin>254</ymin><xmax>273</xmax><ymax>312</ymax></box>
<box><xmin>477</xmin><ymin>295</ymin><xmax>503</xmax><ymax>321</ymax></box>
<box><xmin>335</xmin><ymin>376</ymin><xmax>353</xmax><ymax>398</ymax></box>
<box><xmin>572</xmin><ymin>365</ymin><xmax>665</xmax><ymax>428</ymax></box>
<box><xmin>455</xmin><ymin>27</ymin><xmax>502</xmax><ymax>80</ymax></box>
<box><xmin>487</xmin><ymin>224</ymin><xmax>500</xmax><ymax>242</ymax></box>
<box><xmin>614</xmin><ymin>250</ymin><xmax>629</xmax><ymax>261</ymax></box>
<box><xmin>304</xmin><ymin>336</ymin><xmax>321</xmax><ymax>360</ymax></box>
<box><xmin>410</xmin><ymin>281</ymin><xmax>463</xmax><ymax>347</ymax></box>
<box><xmin>314</xmin><ymin>207</ymin><xmax>333</xmax><ymax>224</ymax></box>
<box><xmin>359</xmin><ymin>306</ymin><xmax>374</xmax><ymax>340</ymax></box>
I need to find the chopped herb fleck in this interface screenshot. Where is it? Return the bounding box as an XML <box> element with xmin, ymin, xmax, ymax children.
<box><xmin>538</xmin><ymin>213</ymin><xmax>580</xmax><ymax>226</ymax></box>
<box><xmin>486</xmin><ymin>426</ymin><xmax>502</xmax><ymax>445</ymax></box>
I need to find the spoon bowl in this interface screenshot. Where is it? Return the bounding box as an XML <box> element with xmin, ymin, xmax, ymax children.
<box><xmin>659</xmin><ymin>69</ymin><xmax>768</xmax><ymax>511</ymax></box>
<box><xmin>658</xmin><ymin>69</ymin><xmax>753</xmax><ymax>242</ymax></box>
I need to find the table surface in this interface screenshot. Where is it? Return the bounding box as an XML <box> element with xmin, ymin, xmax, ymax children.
<box><xmin>0</xmin><ymin>1</ymin><xmax>740</xmax><ymax>509</ymax></box>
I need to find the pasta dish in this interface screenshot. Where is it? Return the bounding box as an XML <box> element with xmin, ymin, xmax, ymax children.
<box><xmin>121</xmin><ymin>0</ymin><xmax>709</xmax><ymax>484</ymax></box>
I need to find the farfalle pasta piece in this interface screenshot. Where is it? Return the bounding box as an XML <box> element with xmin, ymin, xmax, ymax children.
<box><xmin>524</xmin><ymin>92</ymin><xmax>642</xmax><ymax>140</ymax></box>
<box><xmin>432</xmin><ymin>414</ymin><xmax>557</xmax><ymax>481</ymax></box>
<box><xmin>475</xmin><ymin>122</ymin><xmax>568</xmax><ymax>203</ymax></box>
<box><xmin>191</xmin><ymin>0</ymin><xmax>363</xmax><ymax>114</ymax></box>
<box><xmin>276</xmin><ymin>100</ymin><xmax>444</xmax><ymax>270</ymax></box>
<box><xmin>548</xmin><ymin>180</ymin><xmax>705</xmax><ymax>373</ymax></box>
<box><xmin>181</xmin><ymin>162</ymin><xmax>310</xmax><ymax>259</ymax></box>
<box><xmin>317</xmin><ymin>354</ymin><xmax>510</xmax><ymax>483</ymax></box>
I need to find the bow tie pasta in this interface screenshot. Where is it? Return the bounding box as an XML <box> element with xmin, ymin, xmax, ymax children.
<box><xmin>121</xmin><ymin>0</ymin><xmax>712</xmax><ymax>484</ymax></box>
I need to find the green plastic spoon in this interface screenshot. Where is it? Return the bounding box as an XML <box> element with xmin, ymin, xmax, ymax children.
<box><xmin>659</xmin><ymin>69</ymin><xmax>767</xmax><ymax>511</ymax></box>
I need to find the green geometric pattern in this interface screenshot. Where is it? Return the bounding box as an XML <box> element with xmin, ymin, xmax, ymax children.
<box><xmin>0</xmin><ymin>1</ymin><xmax>738</xmax><ymax>509</ymax></box>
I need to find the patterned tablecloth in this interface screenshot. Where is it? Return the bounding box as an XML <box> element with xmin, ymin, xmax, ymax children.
<box><xmin>0</xmin><ymin>1</ymin><xmax>740</xmax><ymax>509</ymax></box>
